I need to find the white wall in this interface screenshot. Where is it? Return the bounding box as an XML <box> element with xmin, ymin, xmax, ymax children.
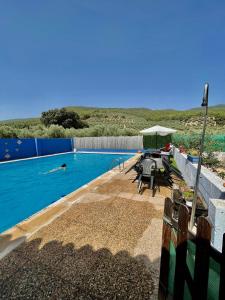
<box><xmin>173</xmin><ymin>148</ymin><xmax>225</xmax><ymax>205</ymax></box>
<box><xmin>208</xmin><ymin>199</ymin><xmax>225</xmax><ymax>252</ymax></box>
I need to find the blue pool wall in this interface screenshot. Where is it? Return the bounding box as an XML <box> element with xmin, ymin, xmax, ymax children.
<box><xmin>0</xmin><ymin>138</ymin><xmax>37</xmax><ymax>161</ymax></box>
<box><xmin>37</xmin><ymin>138</ymin><xmax>73</xmax><ymax>156</ymax></box>
<box><xmin>0</xmin><ymin>138</ymin><xmax>73</xmax><ymax>161</ymax></box>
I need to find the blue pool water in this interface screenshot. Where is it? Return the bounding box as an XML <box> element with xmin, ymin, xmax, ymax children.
<box><xmin>0</xmin><ymin>152</ymin><xmax>132</xmax><ymax>233</ymax></box>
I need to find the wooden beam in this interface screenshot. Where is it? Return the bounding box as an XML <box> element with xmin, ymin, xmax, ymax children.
<box><xmin>174</xmin><ymin>204</ymin><xmax>189</xmax><ymax>300</ymax></box>
<box><xmin>158</xmin><ymin>198</ymin><xmax>173</xmax><ymax>299</ymax></box>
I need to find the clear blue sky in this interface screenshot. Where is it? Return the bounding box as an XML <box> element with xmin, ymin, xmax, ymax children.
<box><xmin>0</xmin><ymin>0</ymin><xmax>225</xmax><ymax>120</ymax></box>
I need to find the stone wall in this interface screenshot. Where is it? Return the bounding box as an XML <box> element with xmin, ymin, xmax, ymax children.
<box><xmin>208</xmin><ymin>199</ymin><xmax>225</xmax><ymax>252</ymax></box>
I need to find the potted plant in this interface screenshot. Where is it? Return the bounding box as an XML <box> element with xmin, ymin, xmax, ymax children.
<box><xmin>183</xmin><ymin>190</ymin><xmax>194</xmax><ymax>207</ymax></box>
<box><xmin>172</xmin><ymin>183</ymin><xmax>208</xmax><ymax>219</ymax></box>
<box><xmin>182</xmin><ymin>189</ymin><xmax>208</xmax><ymax>217</ymax></box>
<box><xmin>187</xmin><ymin>149</ymin><xmax>199</xmax><ymax>163</ymax></box>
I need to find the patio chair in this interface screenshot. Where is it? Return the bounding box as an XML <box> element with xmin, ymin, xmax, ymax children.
<box><xmin>150</xmin><ymin>152</ymin><xmax>161</xmax><ymax>158</ymax></box>
<box><xmin>137</xmin><ymin>158</ymin><xmax>156</xmax><ymax>193</ymax></box>
<box><xmin>142</xmin><ymin>151</ymin><xmax>161</xmax><ymax>159</ymax></box>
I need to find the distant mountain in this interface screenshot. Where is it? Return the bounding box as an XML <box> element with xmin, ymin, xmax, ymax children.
<box><xmin>0</xmin><ymin>117</ymin><xmax>39</xmax><ymax>123</ymax></box>
<box><xmin>191</xmin><ymin>104</ymin><xmax>225</xmax><ymax>110</ymax></box>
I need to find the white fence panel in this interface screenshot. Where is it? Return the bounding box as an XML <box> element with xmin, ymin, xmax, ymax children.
<box><xmin>73</xmin><ymin>136</ymin><xmax>143</xmax><ymax>150</ymax></box>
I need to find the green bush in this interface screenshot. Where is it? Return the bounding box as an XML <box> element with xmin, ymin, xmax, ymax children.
<box><xmin>41</xmin><ymin>108</ymin><xmax>88</xmax><ymax>129</ymax></box>
<box><xmin>0</xmin><ymin>126</ymin><xmax>18</xmax><ymax>138</ymax></box>
<box><xmin>172</xmin><ymin>133</ymin><xmax>201</xmax><ymax>149</ymax></box>
<box><xmin>203</xmin><ymin>152</ymin><xmax>220</xmax><ymax>168</ymax></box>
<box><xmin>45</xmin><ymin>125</ymin><xmax>66</xmax><ymax>138</ymax></box>
<box><xmin>172</xmin><ymin>133</ymin><xmax>225</xmax><ymax>152</ymax></box>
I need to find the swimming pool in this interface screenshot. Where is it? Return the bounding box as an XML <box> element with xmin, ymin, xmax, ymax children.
<box><xmin>0</xmin><ymin>152</ymin><xmax>132</xmax><ymax>233</ymax></box>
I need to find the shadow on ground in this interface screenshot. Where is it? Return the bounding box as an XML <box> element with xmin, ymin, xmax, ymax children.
<box><xmin>139</xmin><ymin>174</ymin><xmax>172</xmax><ymax>198</ymax></box>
<box><xmin>0</xmin><ymin>238</ymin><xmax>159</xmax><ymax>299</ymax></box>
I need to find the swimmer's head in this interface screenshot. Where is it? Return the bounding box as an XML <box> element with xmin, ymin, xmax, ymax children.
<box><xmin>61</xmin><ymin>163</ymin><xmax>67</xmax><ymax>168</ymax></box>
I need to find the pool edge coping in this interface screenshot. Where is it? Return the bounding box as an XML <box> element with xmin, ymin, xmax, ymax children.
<box><xmin>0</xmin><ymin>154</ymin><xmax>140</xmax><ymax>259</ymax></box>
<box><xmin>0</xmin><ymin>150</ymin><xmax>138</xmax><ymax>164</ymax></box>
<box><xmin>0</xmin><ymin>151</ymin><xmax>74</xmax><ymax>164</ymax></box>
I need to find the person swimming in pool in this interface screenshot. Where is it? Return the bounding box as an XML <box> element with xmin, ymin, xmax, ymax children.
<box><xmin>47</xmin><ymin>163</ymin><xmax>67</xmax><ymax>174</ymax></box>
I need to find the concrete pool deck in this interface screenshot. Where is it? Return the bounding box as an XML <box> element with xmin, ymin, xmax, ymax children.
<box><xmin>0</xmin><ymin>155</ymin><xmax>171</xmax><ymax>299</ymax></box>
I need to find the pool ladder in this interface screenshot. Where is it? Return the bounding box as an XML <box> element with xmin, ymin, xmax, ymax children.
<box><xmin>109</xmin><ymin>157</ymin><xmax>125</xmax><ymax>171</ymax></box>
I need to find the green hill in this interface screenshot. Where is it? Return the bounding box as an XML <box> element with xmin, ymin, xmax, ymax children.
<box><xmin>0</xmin><ymin>105</ymin><xmax>225</xmax><ymax>138</ymax></box>
<box><xmin>190</xmin><ymin>104</ymin><xmax>225</xmax><ymax>111</ymax></box>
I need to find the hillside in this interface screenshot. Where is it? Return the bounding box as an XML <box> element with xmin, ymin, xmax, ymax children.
<box><xmin>0</xmin><ymin>105</ymin><xmax>225</xmax><ymax>138</ymax></box>
<box><xmin>190</xmin><ymin>104</ymin><xmax>225</xmax><ymax>111</ymax></box>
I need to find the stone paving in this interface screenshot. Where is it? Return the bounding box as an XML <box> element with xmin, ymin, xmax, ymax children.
<box><xmin>0</xmin><ymin>159</ymin><xmax>171</xmax><ymax>299</ymax></box>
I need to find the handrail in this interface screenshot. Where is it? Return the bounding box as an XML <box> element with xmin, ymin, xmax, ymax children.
<box><xmin>109</xmin><ymin>157</ymin><xmax>124</xmax><ymax>171</ymax></box>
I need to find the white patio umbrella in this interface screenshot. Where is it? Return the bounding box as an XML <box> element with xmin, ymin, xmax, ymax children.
<box><xmin>140</xmin><ymin>125</ymin><xmax>177</xmax><ymax>148</ymax></box>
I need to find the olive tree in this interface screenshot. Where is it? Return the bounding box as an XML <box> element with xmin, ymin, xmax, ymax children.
<box><xmin>40</xmin><ymin>108</ymin><xmax>88</xmax><ymax>129</ymax></box>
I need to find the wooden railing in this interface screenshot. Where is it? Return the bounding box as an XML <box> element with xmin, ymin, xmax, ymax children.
<box><xmin>159</xmin><ymin>197</ymin><xmax>225</xmax><ymax>300</ymax></box>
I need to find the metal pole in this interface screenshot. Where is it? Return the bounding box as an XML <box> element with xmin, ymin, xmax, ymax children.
<box><xmin>35</xmin><ymin>138</ymin><xmax>39</xmax><ymax>156</ymax></box>
<box><xmin>189</xmin><ymin>83</ymin><xmax>209</xmax><ymax>230</ymax></box>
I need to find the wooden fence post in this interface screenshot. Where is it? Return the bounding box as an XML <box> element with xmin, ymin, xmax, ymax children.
<box><xmin>173</xmin><ymin>204</ymin><xmax>189</xmax><ymax>300</ymax></box>
<box><xmin>158</xmin><ymin>197</ymin><xmax>173</xmax><ymax>300</ymax></box>
<box><xmin>193</xmin><ymin>217</ymin><xmax>211</xmax><ymax>299</ymax></box>
<box><xmin>219</xmin><ymin>233</ymin><xmax>225</xmax><ymax>299</ymax></box>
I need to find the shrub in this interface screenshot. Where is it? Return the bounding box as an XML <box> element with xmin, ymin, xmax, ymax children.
<box><xmin>41</xmin><ymin>108</ymin><xmax>88</xmax><ymax>129</ymax></box>
<box><xmin>82</xmin><ymin>114</ymin><xmax>91</xmax><ymax>120</ymax></box>
<box><xmin>45</xmin><ymin>125</ymin><xmax>66</xmax><ymax>138</ymax></box>
<box><xmin>0</xmin><ymin>126</ymin><xmax>18</xmax><ymax>138</ymax></box>
<box><xmin>202</xmin><ymin>152</ymin><xmax>220</xmax><ymax>168</ymax></box>
<box><xmin>188</xmin><ymin>149</ymin><xmax>199</xmax><ymax>156</ymax></box>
